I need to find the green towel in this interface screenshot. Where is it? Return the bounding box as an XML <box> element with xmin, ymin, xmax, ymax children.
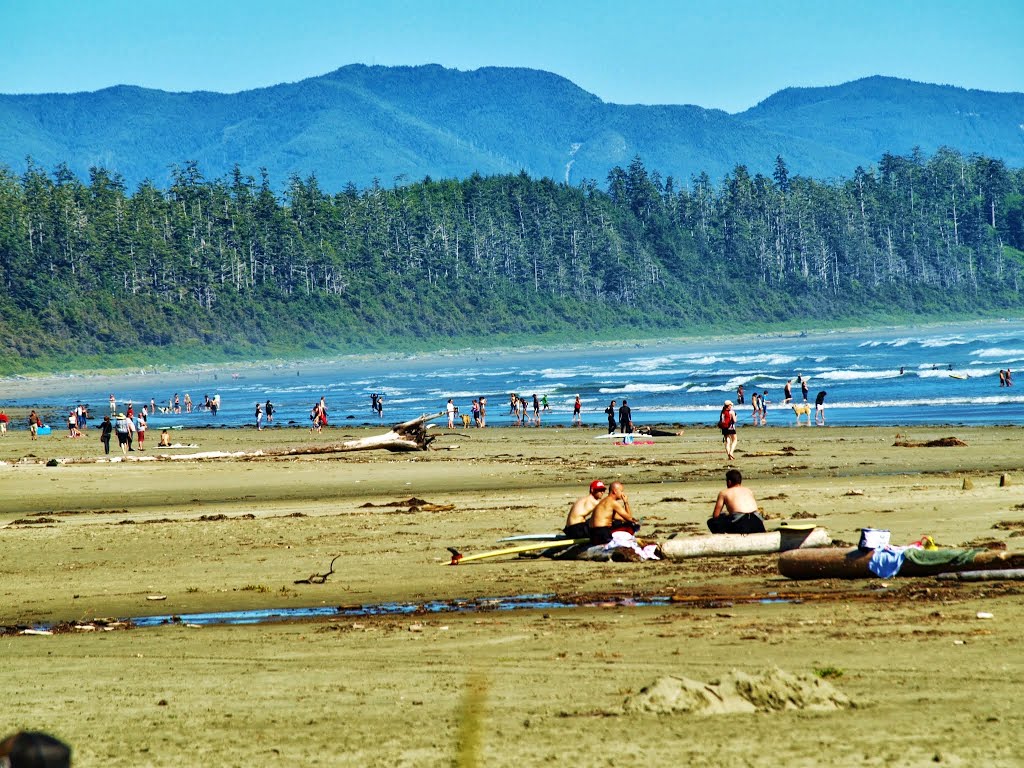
<box><xmin>903</xmin><ymin>548</ymin><xmax>984</xmax><ymax>567</ymax></box>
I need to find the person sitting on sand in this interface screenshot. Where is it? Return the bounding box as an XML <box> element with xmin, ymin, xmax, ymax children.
<box><xmin>708</xmin><ymin>469</ymin><xmax>766</xmax><ymax>534</ymax></box>
<box><xmin>158</xmin><ymin>429</ymin><xmax>171</xmax><ymax>447</ymax></box>
<box><xmin>564</xmin><ymin>480</ymin><xmax>606</xmax><ymax>539</ymax></box>
<box><xmin>0</xmin><ymin>730</ymin><xmax>71</xmax><ymax>768</ymax></box>
<box><xmin>589</xmin><ymin>481</ymin><xmax>640</xmax><ymax>544</ymax></box>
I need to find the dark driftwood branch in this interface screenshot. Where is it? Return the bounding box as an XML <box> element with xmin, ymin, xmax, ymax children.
<box><xmin>294</xmin><ymin>554</ymin><xmax>340</xmax><ymax>584</ymax></box>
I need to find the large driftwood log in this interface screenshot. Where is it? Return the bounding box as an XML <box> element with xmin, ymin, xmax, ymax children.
<box><xmin>779</xmin><ymin>547</ymin><xmax>1024</xmax><ymax>580</ymax></box>
<box><xmin>661</xmin><ymin>527</ymin><xmax>831</xmax><ymax>560</ymax></box>
<box><xmin>272</xmin><ymin>411</ymin><xmax>446</xmax><ymax>455</ymax></box>
<box><xmin>52</xmin><ymin>411</ymin><xmax>448</xmax><ymax>464</ymax></box>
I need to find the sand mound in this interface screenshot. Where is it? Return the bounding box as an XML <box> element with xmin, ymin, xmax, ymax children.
<box><xmin>624</xmin><ymin>667</ymin><xmax>853</xmax><ymax>716</ymax></box>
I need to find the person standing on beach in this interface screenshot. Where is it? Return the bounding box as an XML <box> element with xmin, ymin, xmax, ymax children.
<box><xmin>28</xmin><ymin>410</ymin><xmax>39</xmax><ymax>440</ymax></box>
<box><xmin>736</xmin><ymin>384</ymin><xmax>745</xmax><ymax>405</ymax></box>
<box><xmin>564</xmin><ymin>479</ymin><xmax>607</xmax><ymax>539</ymax></box>
<box><xmin>760</xmin><ymin>391</ymin><xmax>769</xmax><ymax>425</ymax></box>
<box><xmin>618</xmin><ymin>399</ymin><xmax>633</xmax><ymax>434</ymax></box>
<box><xmin>185</xmin><ymin>393</ymin><xmax>193</xmax><ymax>413</ymax></box>
<box><xmin>750</xmin><ymin>392</ymin><xmax>761</xmax><ymax>426</ymax></box>
<box><xmin>99</xmin><ymin>415</ymin><xmax>112</xmax><ymax>454</ymax></box>
<box><xmin>605</xmin><ymin>400</ymin><xmax>617</xmax><ymax>433</ymax></box>
<box><xmin>573</xmin><ymin>395</ymin><xmax>582</xmax><ymax>426</ymax></box>
<box><xmin>478</xmin><ymin>396</ymin><xmax>486</xmax><ymax>427</ymax></box>
<box><xmin>800</xmin><ymin>376</ymin><xmax>809</xmax><ymax>402</ymax></box>
<box><xmin>708</xmin><ymin>469</ymin><xmax>766</xmax><ymax>534</ymax></box>
<box><xmin>532</xmin><ymin>394</ymin><xmax>541</xmax><ymax>426</ymax></box>
<box><xmin>783</xmin><ymin>380</ymin><xmax>793</xmax><ymax>404</ymax></box>
<box><xmin>814</xmin><ymin>391</ymin><xmax>827</xmax><ymax>425</ymax></box>
<box><xmin>109</xmin><ymin>394</ymin><xmax>116</xmax><ymax>413</ymax></box>
<box><xmin>136</xmin><ymin>409</ymin><xmax>147</xmax><ymax>449</ymax></box>
<box><xmin>718</xmin><ymin>400</ymin><xmax>738</xmax><ymax>461</ymax></box>
<box><xmin>255</xmin><ymin>402</ymin><xmax>264</xmax><ymax>431</ymax></box>
<box><xmin>115</xmin><ymin>412</ymin><xmax>131</xmax><ymax>454</ymax></box>
<box><xmin>0</xmin><ymin>409</ymin><xmax>8</xmax><ymax>436</ymax></box>
<box><xmin>265</xmin><ymin>399</ymin><xmax>274</xmax><ymax>424</ymax></box>
<box><xmin>446</xmin><ymin>399</ymin><xmax>456</xmax><ymax>429</ymax></box>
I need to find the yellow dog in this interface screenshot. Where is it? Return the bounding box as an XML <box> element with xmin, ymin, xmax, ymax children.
<box><xmin>791</xmin><ymin>403</ymin><xmax>812</xmax><ymax>426</ymax></box>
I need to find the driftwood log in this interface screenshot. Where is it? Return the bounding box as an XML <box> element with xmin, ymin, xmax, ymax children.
<box><xmin>779</xmin><ymin>547</ymin><xmax>1024</xmax><ymax>580</ymax></box>
<box><xmin>274</xmin><ymin>410</ymin><xmax>446</xmax><ymax>455</ymax></box>
<box><xmin>51</xmin><ymin>411</ymin><xmax>448</xmax><ymax>464</ymax></box>
<box><xmin>661</xmin><ymin>527</ymin><xmax>831</xmax><ymax>560</ymax></box>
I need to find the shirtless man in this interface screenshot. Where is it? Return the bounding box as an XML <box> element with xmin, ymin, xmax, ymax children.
<box><xmin>707</xmin><ymin>469</ymin><xmax>766</xmax><ymax>534</ymax></box>
<box><xmin>563</xmin><ymin>480</ymin><xmax>606</xmax><ymax>539</ymax></box>
<box><xmin>588</xmin><ymin>481</ymin><xmax>640</xmax><ymax>544</ymax></box>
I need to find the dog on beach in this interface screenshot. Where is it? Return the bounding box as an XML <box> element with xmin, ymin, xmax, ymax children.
<box><xmin>460</xmin><ymin>413</ymin><xmax>472</xmax><ymax>428</ymax></box>
<box><xmin>791</xmin><ymin>403</ymin><xmax>812</xmax><ymax>426</ymax></box>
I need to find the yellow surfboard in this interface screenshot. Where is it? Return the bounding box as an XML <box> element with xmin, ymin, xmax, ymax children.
<box><xmin>448</xmin><ymin>539</ymin><xmax>588</xmax><ymax>565</ymax></box>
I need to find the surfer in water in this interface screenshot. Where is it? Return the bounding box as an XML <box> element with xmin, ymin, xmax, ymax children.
<box><xmin>708</xmin><ymin>469</ymin><xmax>766</xmax><ymax>534</ymax></box>
<box><xmin>564</xmin><ymin>480</ymin><xmax>606</xmax><ymax>539</ymax></box>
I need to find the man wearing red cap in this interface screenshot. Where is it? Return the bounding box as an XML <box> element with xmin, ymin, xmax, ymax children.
<box><xmin>563</xmin><ymin>479</ymin><xmax>607</xmax><ymax>539</ymax></box>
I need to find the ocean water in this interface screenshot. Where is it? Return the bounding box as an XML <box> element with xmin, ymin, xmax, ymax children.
<box><xmin>7</xmin><ymin>321</ymin><xmax>1024</xmax><ymax>429</ymax></box>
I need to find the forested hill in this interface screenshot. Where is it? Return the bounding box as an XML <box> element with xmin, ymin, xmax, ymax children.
<box><xmin>1</xmin><ymin>150</ymin><xmax>1023</xmax><ymax>373</ymax></box>
<box><xmin>1</xmin><ymin>65</ymin><xmax>1023</xmax><ymax>191</ymax></box>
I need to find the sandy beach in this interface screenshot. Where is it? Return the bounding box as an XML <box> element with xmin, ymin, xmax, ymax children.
<box><xmin>1</xmin><ymin>422</ymin><xmax>1022</xmax><ymax>766</ymax></box>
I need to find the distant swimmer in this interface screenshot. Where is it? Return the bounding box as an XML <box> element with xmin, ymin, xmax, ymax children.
<box><xmin>900</xmin><ymin>366</ymin><xmax>905</xmax><ymax>375</ymax></box>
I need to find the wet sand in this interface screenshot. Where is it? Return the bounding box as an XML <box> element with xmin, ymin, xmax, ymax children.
<box><xmin>1</xmin><ymin>423</ymin><xmax>1022</xmax><ymax>766</ymax></box>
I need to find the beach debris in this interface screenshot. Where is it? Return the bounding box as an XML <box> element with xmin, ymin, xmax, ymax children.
<box><xmin>976</xmin><ymin>612</ymin><xmax>994</xmax><ymax>619</ymax></box>
<box><xmin>1000</xmin><ymin>473</ymin><xmax>1012</xmax><ymax>487</ymax></box>
<box><xmin>962</xmin><ymin>477</ymin><xmax>974</xmax><ymax>490</ymax></box>
<box><xmin>843</xmin><ymin>489</ymin><xmax>865</xmax><ymax>496</ymax></box>
<box><xmin>893</xmin><ymin>436</ymin><xmax>967</xmax><ymax>448</ymax></box>
<box><xmin>359</xmin><ymin>498</ymin><xmax>455</xmax><ymax>512</ymax></box>
<box><xmin>294</xmin><ymin>554</ymin><xmax>340</xmax><ymax>584</ymax></box>
<box><xmin>146</xmin><ymin>595</ymin><xmax>167</xmax><ymax>601</ymax></box>
<box><xmin>938</xmin><ymin>568</ymin><xmax>1024</xmax><ymax>582</ymax></box>
<box><xmin>622</xmin><ymin>667</ymin><xmax>854</xmax><ymax>716</ymax></box>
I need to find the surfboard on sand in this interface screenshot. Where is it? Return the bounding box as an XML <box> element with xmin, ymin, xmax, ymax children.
<box><xmin>447</xmin><ymin>538</ymin><xmax>588</xmax><ymax>565</ymax></box>
<box><xmin>497</xmin><ymin>533</ymin><xmax>569</xmax><ymax>542</ymax></box>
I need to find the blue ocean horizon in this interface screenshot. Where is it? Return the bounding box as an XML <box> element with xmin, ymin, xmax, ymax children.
<box><xmin>5</xmin><ymin>321</ymin><xmax>1024</xmax><ymax>430</ymax></box>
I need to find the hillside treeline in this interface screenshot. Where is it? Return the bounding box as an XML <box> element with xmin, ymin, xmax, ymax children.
<box><xmin>1</xmin><ymin>149</ymin><xmax>1022</xmax><ymax>372</ymax></box>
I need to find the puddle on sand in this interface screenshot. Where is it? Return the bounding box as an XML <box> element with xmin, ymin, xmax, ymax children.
<box><xmin>130</xmin><ymin>593</ymin><xmax>676</xmax><ymax>628</ymax></box>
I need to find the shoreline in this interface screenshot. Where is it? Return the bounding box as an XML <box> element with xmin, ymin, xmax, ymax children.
<box><xmin>1</xmin><ymin>316</ymin><xmax>1019</xmax><ymax>401</ymax></box>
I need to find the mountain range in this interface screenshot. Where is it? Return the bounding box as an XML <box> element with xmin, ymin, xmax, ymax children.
<box><xmin>2</xmin><ymin>64</ymin><xmax>1023</xmax><ymax>190</ymax></box>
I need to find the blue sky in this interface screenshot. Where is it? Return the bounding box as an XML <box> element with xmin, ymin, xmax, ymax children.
<box><xmin>2</xmin><ymin>0</ymin><xmax>1022</xmax><ymax>112</ymax></box>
